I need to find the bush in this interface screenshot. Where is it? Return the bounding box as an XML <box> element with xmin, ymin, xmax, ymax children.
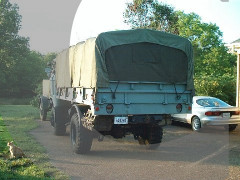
<box><xmin>30</xmin><ymin>83</ymin><xmax>42</xmax><ymax>107</ymax></box>
<box><xmin>195</xmin><ymin>74</ymin><xmax>236</xmax><ymax>105</ymax></box>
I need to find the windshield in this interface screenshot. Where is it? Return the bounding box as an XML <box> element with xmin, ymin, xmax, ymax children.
<box><xmin>196</xmin><ymin>98</ymin><xmax>230</xmax><ymax>107</ymax></box>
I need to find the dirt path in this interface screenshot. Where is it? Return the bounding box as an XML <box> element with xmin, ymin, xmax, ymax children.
<box><xmin>30</xmin><ymin>119</ymin><xmax>240</xmax><ymax>180</ymax></box>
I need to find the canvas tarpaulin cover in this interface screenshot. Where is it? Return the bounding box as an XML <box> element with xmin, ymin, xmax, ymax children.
<box><xmin>42</xmin><ymin>79</ymin><xmax>50</xmax><ymax>98</ymax></box>
<box><xmin>72</xmin><ymin>42</ymin><xmax>84</xmax><ymax>87</ymax></box>
<box><xmin>55</xmin><ymin>48</ymin><xmax>71</xmax><ymax>88</ymax></box>
<box><xmin>55</xmin><ymin>29</ymin><xmax>194</xmax><ymax>90</ymax></box>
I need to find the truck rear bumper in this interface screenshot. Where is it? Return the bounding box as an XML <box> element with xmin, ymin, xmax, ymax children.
<box><xmin>93</xmin><ymin>103</ymin><xmax>192</xmax><ymax>116</ymax></box>
<box><xmin>94</xmin><ymin>114</ymin><xmax>171</xmax><ymax>132</ymax></box>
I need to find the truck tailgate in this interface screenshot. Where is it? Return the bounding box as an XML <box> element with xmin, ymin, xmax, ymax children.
<box><xmin>94</xmin><ymin>82</ymin><xmax>192</xmax><ymax>115</ymax></box>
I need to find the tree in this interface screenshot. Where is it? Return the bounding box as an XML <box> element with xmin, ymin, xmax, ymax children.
<box><xmin>176</xmin><ymin>12</ymin><xmax>237</xmax><ymax>104</ymax></box>
<box><xmin>176</xmin><ymin>12</ymin><xmax>224</xmax><ymax>73</ymax></box>
<box><xmin>124</xmin><ymin>0</ymin><xmax>237</xmax><ymax>104</ymax></box>
<box><xmin>0</xmin><ymin>0</ymin><xmax>30</xmax><ymax>96</ymax></box>
<box><xmin>30</xmin><ymin>52</ymin><xmax>57</xmax><ymax>107</ymax></box>
<box><xmin>42</xmin><ymin>52</ymin><xmax>57</xmax><ymax>66</ymax></box>
<box><xmin>124</xmin><ymin>0</ymin><xmax>179</xmax><ymax>34</ymax></box>
<box><xmin>14</xmin><ymin>51</ymin><xmax>46</xmax><ymax>96</ymax></box>
<box><xmin>0</xmin><ymin>0</ymin><xmax>51</xmax><ymax>97</ymax></box>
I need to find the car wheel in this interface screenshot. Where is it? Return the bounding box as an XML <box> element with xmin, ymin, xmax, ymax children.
<box><xmin>191</xmin><ymin>116</ymin><xmax>201</xmax><ymax>131</ymax></box>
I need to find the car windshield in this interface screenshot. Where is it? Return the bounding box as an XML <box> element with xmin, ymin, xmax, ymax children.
<box><xmin>196</xmin><ymin>98</ymin><xmax>230</xmax><ymax>107</ymax></box>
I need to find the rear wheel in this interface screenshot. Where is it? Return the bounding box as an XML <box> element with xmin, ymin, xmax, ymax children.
<box><xmin>39</xmin><ymin>100</ymin><xmax>47</xmax><ymax>121</ymax></box>
<box><xmin>224</xmin><ymin>124</ymin><xmax>238</xmax><ymax>132</ymax></box>
<box><xmin>40</xmin><ymin>106</ymin><xmax>47</xmax><ymax>121</ymax></box>
<box><xmin>70</xmin><ymin>112</ymin><xmax>93</xmax><ymax>154</ymax></box>
<box><xmin>138</xmin><ymin>124</ymin><xmax>163</xmax><ymax>149</ymax></box>
<box><xmin>51</xmin><ymin>107</ymin><xmax>66</xmax><ymax>136</ymax></box>
<box><xmin>192</xmin><ymin>116</ymin><xmax>201</xmax><ymax>131</ymax></box>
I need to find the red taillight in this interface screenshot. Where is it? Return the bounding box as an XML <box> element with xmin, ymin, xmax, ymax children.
<box><xmin>205</xmin><ymin>111</ymin><xmax>221</xmax><ymax>116</ymax></box>
<box><xmin>95</xmin><ymin>107</ymin><xmax>100</xmax><ymax>111</ymax></box>
<box><xmin>106</xmin><ymin>104</ymin><xmax>113</xmax><ymax>114</ymax></box>
<box><xmin>176</xmin><ymin>104</ymin><xmax>182</xmax><ymax>113</ymax></box>
<box><xmin>232</xmin><ymin>111</ymin><xmax>240</xmax><ymax>115</ymax></box>
<box><xmin>188</xmin><ymin>106</ymin><xmax>192</xmax><ymax>111</ymax></box>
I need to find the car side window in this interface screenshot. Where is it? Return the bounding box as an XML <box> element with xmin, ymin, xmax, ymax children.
<box><xmin>196</xmin><ymin>99</ymin><xmax>210</xmax><ymax>107</ymax></box>
<box><xmin>196</xmin><ymin>98</ymin><xmax>229</xmax><ymax>107</ymax></box>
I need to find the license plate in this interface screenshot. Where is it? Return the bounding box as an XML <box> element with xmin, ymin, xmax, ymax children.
<box><xmin>114</xmin><ymin>117</ymin><xmax>128</xmax><ymax>124</ymax></box>
<box><xmin>222</xmin><ymin>113</ymin><xmax>230</xmax><ymax>118</ymax></box>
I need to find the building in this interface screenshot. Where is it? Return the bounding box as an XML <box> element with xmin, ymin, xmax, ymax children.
<box><xmin>226</xmin><ymin>38</ymin><xmax>240</xmax><ymax>54</ymax></box>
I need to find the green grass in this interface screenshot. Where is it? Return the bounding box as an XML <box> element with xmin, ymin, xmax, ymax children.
<box><xmin>0</xmin><ymin>97</ymin><xmax>32</xmax><ymax>105</ymax></box>
<box><xmin>0</xmin><ymin>116</ymin><xmax>12</xmax><ymax>157</ymax></box>
<box><xmin>0</xmin><ymin>105</ymin><xmax>69</xmax><ymax>180</ymax></box>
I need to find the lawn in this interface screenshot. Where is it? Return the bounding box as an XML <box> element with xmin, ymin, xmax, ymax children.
<box><xmin>0</xmin><ymin>104</ymin><xmax>69</xmax><ymax>180</ymax></box>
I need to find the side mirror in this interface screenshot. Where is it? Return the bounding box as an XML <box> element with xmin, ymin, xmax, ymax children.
<box><xmin>45</xmin><ymin>67</ymin><xmax>51</xmax><ymax>73</ymax></box>
<box><xmin>45</xmin><ymin>67</ymin><xmax>52</xmax><ymax>77</ymax></box>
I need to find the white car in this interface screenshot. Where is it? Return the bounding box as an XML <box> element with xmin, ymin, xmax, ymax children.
<box><xmin>172</xmin><ymin>96</ymin><xmax>240</xmax><ymax>131</ymax></box>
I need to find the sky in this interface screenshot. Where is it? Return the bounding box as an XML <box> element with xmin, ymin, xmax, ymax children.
<box><xmin>161</xmin><ymin>0</ymin><xmax>240</xmax><ymax>44</ymax></box>
<box><xmin>10</xmin><ymin>0</ymin><xmax>81</xmax><ymax>54</ymax></box>
<box><xmin>70</xmin><ymin>0</ymin><xmax>130</xmax><ymax>45</ymax></box>
<box><xmin>10</xmin><ymin>0</ymin><xmax>240</xmax><ymax>53</ymax></box>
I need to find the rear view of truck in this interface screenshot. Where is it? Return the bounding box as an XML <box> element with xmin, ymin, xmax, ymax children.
<box><xmin>40</xmin><ymin>29</ymin><xmax>194</xmax><ymax>154</ymax></box>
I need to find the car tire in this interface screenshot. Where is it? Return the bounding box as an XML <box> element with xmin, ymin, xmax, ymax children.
<box><xmin>224</xmin><ymin>124</ymin><xmax>238</xmax><ymax>132</ymax></box>
<box><xmin>191</xmin><ymin>116</ymin><xmax>201</xmax><ymax>132</ymax></box>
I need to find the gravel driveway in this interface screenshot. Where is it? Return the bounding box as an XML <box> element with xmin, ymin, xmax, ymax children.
<box><xmin>31</xmin><ymin>120</ymin><xmax>239</xmax><ymax>180</ymax></box>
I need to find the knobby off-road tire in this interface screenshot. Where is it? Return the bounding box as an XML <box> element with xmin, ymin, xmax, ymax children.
<box><xmin>40</xmin><ymin>106</ymin><xmax>47</xmax><ymax>121</ymax></box>
<box><xmin>70</xmin><ymin>113</ymin><xmax>93</xmax><ymax>154</ymax></box>
<box><xmin>138</xmin><ymin>125</ymin><xmax>163</xmax><ymax>149</ymax></box>
<box><xmin>39</xmin><ymin>100</ymin><xmax>47</xmax><ymax>121</ymax></box>
<box><xmin>147</xmin><ymin>125</ymin><xmax>163</xmax><ymax>149</ymax></box>
<box><xmin>51</xmin><ymin>107</ymin><xmax>66</xmax><ymax>136</ymax></box>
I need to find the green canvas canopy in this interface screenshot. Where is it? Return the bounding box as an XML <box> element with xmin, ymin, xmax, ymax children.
<box><xmin>55</xmin><ymin>29</ymin><xmax>194</xmax><ymax>90</ymax></box>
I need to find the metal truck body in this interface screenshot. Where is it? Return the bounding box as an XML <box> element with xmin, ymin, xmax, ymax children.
<box><xmin>40</xmin><ymin>29</ymin><xmax>194</xmax><ymax>154</ymax></box>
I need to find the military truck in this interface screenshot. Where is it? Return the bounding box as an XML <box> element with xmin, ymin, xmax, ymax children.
<box><xmin>39</xmin><ymin>29</ymin><xmax>194</xmax><ymax>154</ymax></box>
